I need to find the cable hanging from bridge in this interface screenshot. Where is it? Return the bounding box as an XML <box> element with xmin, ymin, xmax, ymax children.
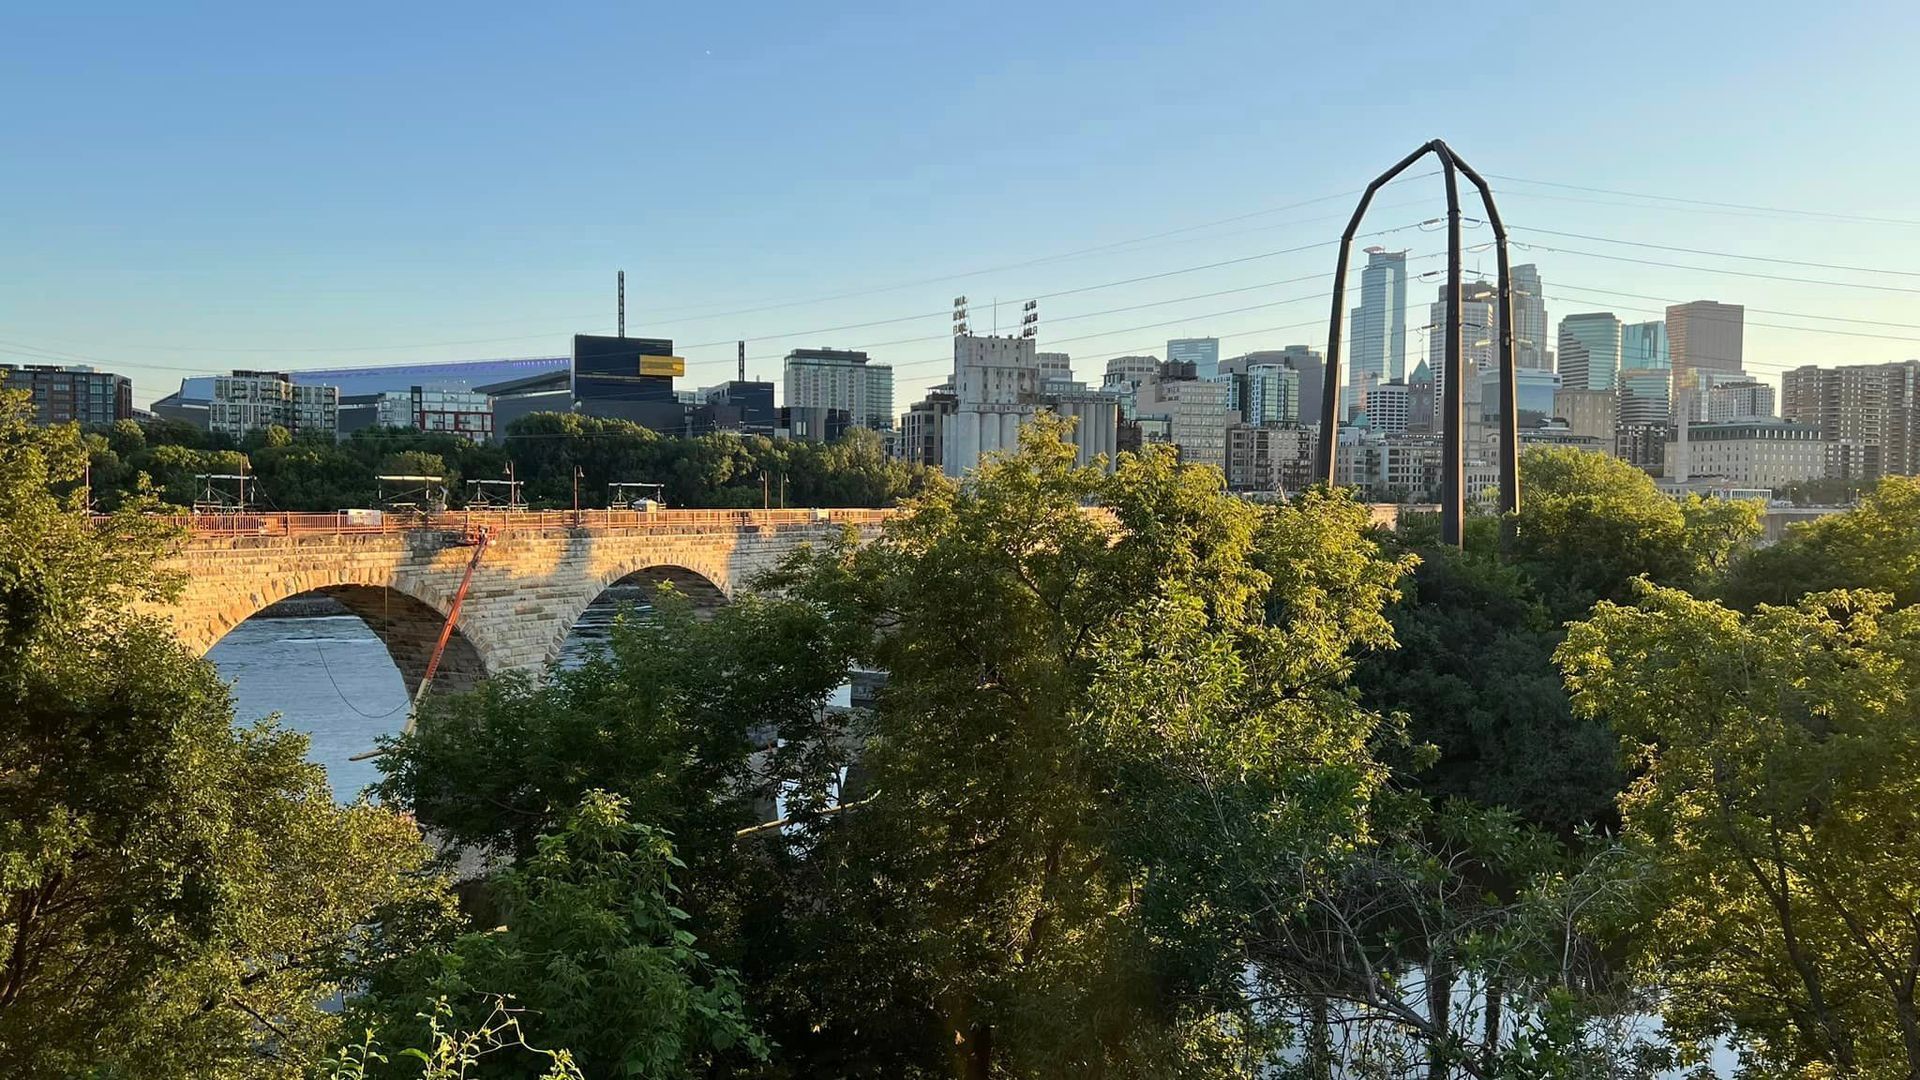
<box><xmin>309</xmin><ymin>635</ymin><xmax>410</xmax><ymax>720</ymax></box>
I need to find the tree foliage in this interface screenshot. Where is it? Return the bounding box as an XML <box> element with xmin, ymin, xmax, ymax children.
<box><xmin>746</xmin><ymin>416</ymin><xmax>1415</xmax><ymax>1077</ymax></box>
<box><xmin>1718</xmin><ymin>475</ymin><xmax>1920</xmax><ymax>610</ymax></box>
<box><xmin>0</xmin><ymin>389</ymin><xmax>454</xmax><ymax>1078</ymax></box>
<box><xmin>1506</xmin><ymin>446</ymin><xmax>1760</xmax><ymax>617</ymax></box>
<box><xmin>352</xmin><ymin>792</ymin><xmax>763</xmax><ymax>1079</ymax></box>
<box><xmin>81</xmin><ymin>412</ymin><xmax>933</xmax><ymax>513</ymax></box>
<box><xmin>1561</xmin><ymin>583</ymin><xmax>1920</xmax><ymax>1077</ymax></box>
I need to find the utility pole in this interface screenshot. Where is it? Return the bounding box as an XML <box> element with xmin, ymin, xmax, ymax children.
<box><xmin>761</xmin><ymin>470</ymin><xmax>770</xmax><ymax>509</ymax></box>
<box><xmin>1318</xmin><ymin>139</ymin><xmax>1520</xmax><ymax>549</ymax></box>
<box><xmin>738</xmin><ymin>340</ymin><xmax>746</xmax><ymax>383</ymax></box>
<box><xmin>572</xmin><ymin>465</ymin><xmax>582</xmax><ymax>525</ymax></box>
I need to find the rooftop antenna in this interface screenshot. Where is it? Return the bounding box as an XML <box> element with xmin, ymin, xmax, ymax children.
<box><xmin>738</xmin><ymin>340</ymin><xmax>746</xmax><ymax>383</ymax></box>
<box><xmin>952</xmin><ymin>296</ymin><xmax>970</xmax><ymax>338</ymax></box>
<box><xmin>617</xmin><ymin>270</ymin><xmax>626</xmax><ymax>338</ymax></box>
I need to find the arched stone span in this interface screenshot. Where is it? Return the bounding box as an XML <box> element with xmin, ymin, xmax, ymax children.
<box><xmin>192</xmin><ymin>577</ymin><xmax>491</xmax><ymax>697</ymax></box>
<box><xmin>311</xmin><ymin>585</ymin><xmax>488</xmax><ymax>695</ymax></box>
<box><xmin>154</xmin><ymin>513</ymin><xmax>897</xmax><ymax>682</ymax></box>
<box><xmin>541</xmin><ymin>560</ymin><xmax>732</xmax><ymax>669</ymax></box>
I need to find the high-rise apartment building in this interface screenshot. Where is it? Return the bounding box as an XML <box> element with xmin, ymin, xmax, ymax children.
<box><xmin>1557</xmin><ymin>312</ymin><xmax>1623</xmax><ymax>391</ymax></box>
<box><xmin>209</xmin><ymin>371</ymin><xmax>339</xmax><ymax>440</ymax></box>
<box><xmin>1137</xmin><ymin>375</ymin><xmax>1231</xmax><ymax>470</ymax></box>
<box><xmin>1782</xmin><ymin>360</ymin><xmax>1920</xmax><ymax>479</ymax></box>
<box><xmin>1707</xmin><ymin>380</ymin><xmax>1777</xmax><ymax>422</ymax></box>
<box><xmin>0</xmin><ymin>364</ymin><xmax>133</xmax><ymax>427</ymax></box>
<box><xmin>1167</xmin><ymin>338</ymin><xmax>1221</xmax><ymax>379</ymax></box>
<box><xmin>1231</xmin><ymin>347</ymin><xmax>1324</xmax><ymax>425</ymax></box>
<box><xmin>1667</xmin><ymin>301</ymin><xmax>1744</xmax><ymax>419</ymax></box>
<box><xmin>784</xmin><ymin>347</ymin><xmax>894</xmax><ymax>430</ymax></box>
<box><xmin>1243</xmin><ymin>364</ymin><xmax>1300</xmax><ymax>427</ymax></box>
<box><xmin>1510</xmin><ymin>264</ymin><xmax>1548</xmax><ymax>370</ymax></box>
<box><xmin>1350</xmin><ymin>247</ymin><xmax>1409</xmax><ymax>388</ymax></box>
<box><xmin>899</xmin><ymin>383</ymin><xmax>957</xmax><ymax>468</ymax></box>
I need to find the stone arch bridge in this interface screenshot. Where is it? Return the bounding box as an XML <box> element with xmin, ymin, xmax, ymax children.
<box><xmin>155</xmin><ymin>509</ymin><xmax>894</xmax><ymax>694</ymax></box>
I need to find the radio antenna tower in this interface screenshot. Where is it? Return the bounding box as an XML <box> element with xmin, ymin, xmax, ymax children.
<box><xmin>617</xmin><ymin>270</ymin><xmax>626</xmax><ymax>337</ymax></box>
<box><xmin>737</xmin><ymin>340</ymin><xmax>746</xmax><ymax>382</ymax></box>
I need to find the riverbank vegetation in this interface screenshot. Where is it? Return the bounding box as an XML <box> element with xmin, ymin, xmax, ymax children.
<box><xmin>8</xmin><ymin>386</ymin><xmax>1920</xmax><ymax>1077</ymax></box>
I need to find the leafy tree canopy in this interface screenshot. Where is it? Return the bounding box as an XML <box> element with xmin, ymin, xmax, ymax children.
<box><xmin>0</xmin><ymin>389</ymin><xmax>453</xmax><ymax>1078</ymax></box>
<box><xmin>352</xmin><ymin>791</ymin><xmax>764</xmax><ymax>1080</ymax></box>
<box><xmin>1718</xmin><ymin>475</ymin><xmax>1920</xmax><ymax>609</ymax></box>
<box><xmin>1560</xmin><ymin>583</ymin><xmax>1920</xmax><ymax>1077</ymax></box>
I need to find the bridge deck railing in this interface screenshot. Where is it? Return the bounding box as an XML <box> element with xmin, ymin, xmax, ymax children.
<box><xmin>107</xmin><ymin>508</ymin><xmax>896</xmax><ymax>538</ymax></box>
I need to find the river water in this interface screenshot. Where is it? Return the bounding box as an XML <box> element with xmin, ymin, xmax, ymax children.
<box><xmin>207</xmin><ymin>588</ymin><xmax>642</xmax><ymax>801</ymax></box>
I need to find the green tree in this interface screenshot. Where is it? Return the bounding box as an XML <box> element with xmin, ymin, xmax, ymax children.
<box><xmin>374</xmin><ymin>586</ymin><xmax>860</xmax><ymax>867</ymax></box>
<box><xmin>1560</xmin><ymin>584</ymin><xmax>1920</xmax><ymax>1077</ymax></box>
<box><xmin>1719</xmin><ymin>475</ymin><xmax>1920</xmax><ymax>609</ymax></box>
<box><xmin>352</xmin><ymin>792</ymin><xmax>764</xmax><ymax>1079</ymax></box>
<box><xmin>1359</xmin><ymin>523</ymin><xmax>1624</xmax><ymax>835</ymax></box>
<box><xmin>1505</xmin><ymin>446</ymin><xmax>1760</xmax><ymax>617</ymax></box>
<box><xmin>0</xmin><ymin>389</ymin><xmax>453</xmax><ymax>1078</ymax></box>
<box><xmin>755</xmin><ymin>418</ymin><xmax>1415</xmax><ymax>1077</ymax></box>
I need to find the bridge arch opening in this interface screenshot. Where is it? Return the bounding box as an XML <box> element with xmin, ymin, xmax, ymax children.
<box><xmin>552</xmin><ymin>563</ymin><xmax>731</xmax><ymax>670</ymax></box>
<box><xmin>204</xmin><ymin>584</ymin><xmax>488</xmax><ymax>800</ymax></box>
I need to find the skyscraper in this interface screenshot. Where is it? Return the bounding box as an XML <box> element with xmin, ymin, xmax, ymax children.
<box><xmin>1667</xmin><ymin>301</ymin><xmax>1744</xmax><ymax>420</ymax></box>
<box><xmin>783</xmin><ymin>347</ymin><xmax>895</xmax><ymax>430</ymax></box>
<box><xmin>1167</xmin><ymin>338</ymin><xmax>1221</xmax><ymax>379</ymax></box>
<box><xmin>1556</xmin><ymin>312</ymin><xmax>1623</xmax><ymax>391</ymax></box>
<box><xmin>1349</xmin><ymin>247</ymin><xmax>1409</xmax><ymax>390</ymax></box>
<box><xmin>1227</xmin><ymin>346</ymin><xmax>1322</xmax><ymax>426</ymax></box>
<box><xmin>1427</xmin><ymin>280</ymin><xmax>1498</xmax><ymax>417</ymax></box>
<box><xmin>1242</xmin><ymin>364</ymin><xmax>1300</xmax><ymax>427</ymax></box>
<box><xmin>1510</xmin><ymin>264</ymin><xmax>1548</xmax><ymax>370</ymax></box>
<box><xmin>1620</xmin><ymin>321</ymin><xmax>1669</xmax><ymax>374</ymax></box>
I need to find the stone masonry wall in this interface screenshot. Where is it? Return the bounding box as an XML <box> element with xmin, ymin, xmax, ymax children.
<box><xmin>155</xmin><ymin>515</ymin><xmax>887</xmax><ymax>687</ymax></box>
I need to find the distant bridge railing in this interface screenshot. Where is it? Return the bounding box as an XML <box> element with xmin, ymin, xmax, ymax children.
<box><xmin>108</xmin><ymin>507</ymin><xmax>898</xmax><ymax>538</ymax></box>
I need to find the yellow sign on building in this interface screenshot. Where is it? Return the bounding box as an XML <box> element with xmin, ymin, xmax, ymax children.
<box><xmin>638</xmin><ymin>355</ymin><xmax>686</xmax><ymax>377</ymax></box>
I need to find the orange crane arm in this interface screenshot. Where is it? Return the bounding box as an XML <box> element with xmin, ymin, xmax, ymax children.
<box><xmin>402</xmin><ymin>529</ymin><xmax>491</xmax><ymax>734</ymax></box>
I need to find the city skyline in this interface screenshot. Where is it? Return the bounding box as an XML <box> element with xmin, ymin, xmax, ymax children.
<box><xmin>4</xmin><ymin>5</ymin><xmax>1917</xmax><ymax>413</ymax></box>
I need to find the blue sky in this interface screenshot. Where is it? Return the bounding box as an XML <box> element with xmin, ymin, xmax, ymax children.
<box><xmin>3</xmin><ymin>1</ymin><xmax>1917</xmax><ymax>407</ymax></box>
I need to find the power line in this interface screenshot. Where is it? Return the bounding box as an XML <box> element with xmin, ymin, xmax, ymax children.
<box><xmin>1511</xmin><ymin>226</ymin><xmax>1920</xmax><ymax>278</ymax></box>
<box><xmin>1549</xmin><ymin>282</ymin><xmax>1920</xmax><ymax>330</ymax></box>
<box><xmin>1487</xmin><ymin>173</ymin><xmax>1920</xmax><ymax>228</ymax></box>
<box><xmin>1511</xmin><ymin>242</ymin><xmax>1920</xmax><ymax>295</ymax></box>
<box><xmin>1543</xmin><ymin>291</ymin><xmax>1920</xmax><ymax>345</ymax></box>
